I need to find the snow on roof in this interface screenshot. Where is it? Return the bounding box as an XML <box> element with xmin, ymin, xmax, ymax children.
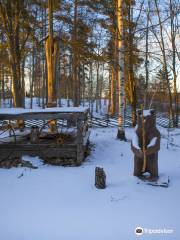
<box><xmin>0</xmin><ymin>107</ymin><xmax>89</xmax><ymax>115</ymax></box>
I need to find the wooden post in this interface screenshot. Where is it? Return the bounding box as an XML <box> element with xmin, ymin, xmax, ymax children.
<box><xmin>76</xmin><ymin>115</ymin><xmax>84</xmax><ymax>165</ymax></box>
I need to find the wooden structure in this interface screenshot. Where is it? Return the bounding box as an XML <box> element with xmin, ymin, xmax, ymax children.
<box><xmin>0</xmin><ymin>107</ymin><xmax>90</xmax><ymax>166</ymax></box>
<box><xmin>131</xmin><ymin>109</ymin><xmax>160</xmax><ymax>180</ymax></box>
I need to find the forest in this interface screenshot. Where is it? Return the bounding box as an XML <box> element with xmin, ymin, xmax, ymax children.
<box><xmin>0</xmin><ymin>0</ymin><xmax>179</xmax><ymax>127</ymax></box>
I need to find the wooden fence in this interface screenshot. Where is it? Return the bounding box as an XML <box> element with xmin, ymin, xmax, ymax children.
<box><xmin>89</xmin><ymin>110</ymin><xmax>177</xmax><ymax>128</ymax></box>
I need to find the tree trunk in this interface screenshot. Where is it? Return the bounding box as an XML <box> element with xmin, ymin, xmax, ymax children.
<box><xmin>72</xmin><ymin>0</ymin><xmax>80</xmax><ymax>106</ymax></box>
<box><xmin>117</xmin><ymin>0</ymin><xmax>126</xmax><ymax>140</ymax></box>
<box><xmin>128</xmin><ymin>3</ymin><xmax>136</xmax><ymax>127</ymax></box>
<box><xmin>46</xmin><ymin>0</ymin><xmax>57</xmax><ymax>107</ymax></box>
<box><xmin>96</xmin><ymin>61</ymin><xmax>100</xmax><ymax>113</ymax></box>
<box><xmin>144</xmin><ymin>0</ymin><xmax>150</xmax><ymax>108</ymax></box>
<box><xmin>11</xmin><ymin>61</ymin><xmax>23</xmax><ymax>107</ymax></box>
<box><xmin>21</xmin><ymin>56</ymin><xmax>26</xmax><ymax>108</ymax></box>
<box><xmin>170</xmin><ymin>0</ymin><xmax>178</xmax><ymax>127</ymax></box>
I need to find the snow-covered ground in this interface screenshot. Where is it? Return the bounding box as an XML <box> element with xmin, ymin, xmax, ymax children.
<box><xmin>0</xmin><ymin>126</ymin><xmax>180</xmax><ymax>240</ymax></box>
<box><xmin>0</xmin><ymin>98</ymin><xmax>109</xmax><ymax>116</ymax></box>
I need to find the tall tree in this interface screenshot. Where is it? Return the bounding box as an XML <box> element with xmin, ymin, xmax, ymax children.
<box><xmin>0</xmin><ymin>0</ymin><xmax>35</xmax><ymax>107</ymax></box>
<box><xmin>45</xmin><ymin>0</ymin><xmax>60</xmax><ymax>107</ymax></box>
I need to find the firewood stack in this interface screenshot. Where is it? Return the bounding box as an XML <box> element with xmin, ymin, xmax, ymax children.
<box><xmin>95</xmin><ymin>167</ymin><xmax>106</xmax><ymax>189</ymax></box>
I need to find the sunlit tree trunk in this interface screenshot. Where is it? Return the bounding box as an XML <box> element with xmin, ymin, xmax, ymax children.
<box><xmin>117</xmin><ymin>0</ymin><xmax>126</xmax><ymax>140</ymax></box>
<box><xmin>11</xmin><ymin>59</ymin><xmax>24</xmax><ymax>107</ymax></box>
<box><xmin>0</xmin><ymin>1</ymin><xmax>31</xmax><ymax>107</ymax></box>
<box><xmin>127</xmin><ymin>3</ymin><xmax>136</xmax><ymax>127</ymax></box>
<box><xmin>46</xmin><ymin>0</ymin><xmax>56</xmax><ymax>107</ymax></box>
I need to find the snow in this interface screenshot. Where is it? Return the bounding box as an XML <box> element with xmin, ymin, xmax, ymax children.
<box><xmin>0</xmin><ymin>107</ymin><xmax>89</xmax><ymax>115</ymax></box>
<box><xmin>143</xmin><ymin>110</ymin><xmax>151</xmax><ymax>117</ymax></box>
<box><xmin>147</xmin><ymin>137</ymin><xmax>157</xmax><ymax>148</ymax></box>
<box><xmin>132</xmin><ymin>131</ymin><xmax>140</xmax><ymax>149</ymax></box>
<box><xmin>0</xmin><ymin>127</ymin><xmax>180</xmax><ymax>239</ymax></box>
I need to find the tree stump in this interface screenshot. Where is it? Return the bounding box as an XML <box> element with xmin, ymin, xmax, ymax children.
<box><xmin>95</xmin><ymin>167</ymin><xmax>106</xmax><ymax>189</ymax></box>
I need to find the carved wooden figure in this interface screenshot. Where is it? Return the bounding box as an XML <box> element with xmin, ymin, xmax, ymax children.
<box><xmin>131</xmin><ymin>110</ymin><xmax>160</xmax><ymax>179</ymax></box>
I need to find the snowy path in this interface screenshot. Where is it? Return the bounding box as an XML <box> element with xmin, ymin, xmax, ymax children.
<box><xmin>0</xmin><ymin>127</ymin><xmax>180</xmax><ymax>239</ymax></box>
